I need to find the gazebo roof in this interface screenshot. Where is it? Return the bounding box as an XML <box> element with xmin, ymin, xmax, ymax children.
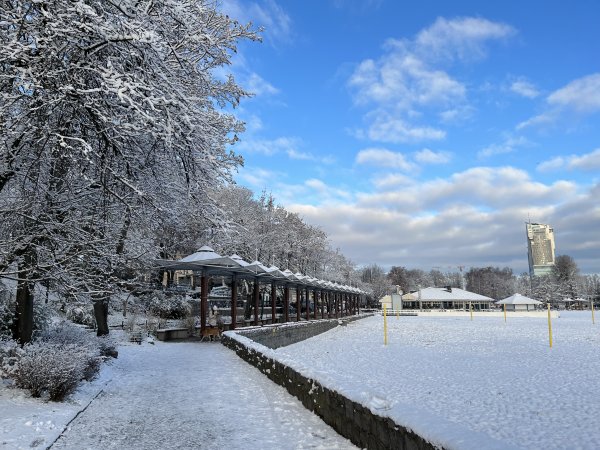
<box><xmin>496</xmin><ymin>293</ymin><xmax>542</xmax><ymax>305</ymax></box>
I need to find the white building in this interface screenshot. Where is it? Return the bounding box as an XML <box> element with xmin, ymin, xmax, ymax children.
<box><xmin>400</xmin><ymin>287</ymin><xmax>493</xmax><ymax>311</ymax></box>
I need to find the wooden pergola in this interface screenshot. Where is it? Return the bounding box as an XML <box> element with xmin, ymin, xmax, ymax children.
<box><xmin>156</xmin><ymin>246</ymin><xmax>364</xmax><ymax>334</ymax></box>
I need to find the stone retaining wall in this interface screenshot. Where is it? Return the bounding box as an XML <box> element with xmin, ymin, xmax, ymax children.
<box><xmin>237</xmin><ymin>316</ymin><xmax>364</xmax><ymax>349</ymax></box>
<box><xmin>222</xmin><ymin>318</ymin><xmax>439</xmax><ymax>450</ymax></box>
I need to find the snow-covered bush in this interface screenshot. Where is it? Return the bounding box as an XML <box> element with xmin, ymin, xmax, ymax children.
<box><xmin>0</xmin><ymin>298</ymin><xmax>14</xmax><ymax>338</ymax></box>
<box><xmin>8</xmin><ymin>321</ymin><xmax>110</xmax><ymax>399</ymax></box>
<box><xmin>0</xmin><ymin>338</ymin><xmax>21</xmax><ymax>378</ymax></box>
<box><xmin>146</xmin><ymin>292</ymin><xmax>190</xmax><ymax>320</ymax></box>
<box><xmin>32</xmin><ymin>300</ymin><xmax>52</xmax><ymax>334</ymax></box>
<box><xmin>13</xmin><ymin>342</ymin><xmax>87</xmax><ymax>400</ymax></box>
<box><xmin>64</xmin><ymin>303</ymin><xmax>95</xmax><ymax>327</ymax></box>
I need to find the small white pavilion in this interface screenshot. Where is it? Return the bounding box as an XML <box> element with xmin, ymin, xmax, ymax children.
<box><xmin>496</xmin><ymin>293</ymin><xmax>542</xmax><ymax>311</ymax></box>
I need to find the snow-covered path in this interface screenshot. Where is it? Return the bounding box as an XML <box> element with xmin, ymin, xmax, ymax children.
<box><xmin>51</xmin><ymin>341</ymin><xmax>355</xmax><ymax>450</ymax></box>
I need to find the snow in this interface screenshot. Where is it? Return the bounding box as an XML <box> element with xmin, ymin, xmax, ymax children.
<box><xmin>272</xmin><ymin>311</ymin><xmax>600</xmax><ymax>450</ymax></box>
<box><xmin>1</xmin><ymin>332</ymin><xmax>355</xmax><ymax>450</ymax></box>
<box><xmin>3</xmin><ymin>312</ymin><xmax>598</xmax><ymax>449</ymax></box>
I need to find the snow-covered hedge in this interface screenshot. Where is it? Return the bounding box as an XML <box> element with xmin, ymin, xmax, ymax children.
<box><xmin>145</xmin><ymin>292</ymin><xmax>190</xmax><ymax>320</ymax></box>
<box><xmin>0</xmin><ymin>299</ymin><xmax>13</xmax><ymax>338</ymax></box>
<box><xmin>0</xmin><ymin>339</ymin><xmax>21</xmax><ymax>378</ymax></box>
<box><xmin>5</xmin><ymin>321</ymin><xmax>113</xmax><ymax>401</ymax></box>
<box><xmin>12</xmin><ymin>342</ymin><xmax>90</xmax><ymax>400</ymax></box>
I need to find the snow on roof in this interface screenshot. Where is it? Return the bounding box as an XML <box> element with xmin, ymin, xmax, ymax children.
<box><xmin>496</xmin><ymin>293</ymin><xmax>542</xmax><ymax>305</ymax></box>
<box><xmin>415</xmin><ymin>287</ymin><xmax>493</xmax><ymax>302</ymax></box>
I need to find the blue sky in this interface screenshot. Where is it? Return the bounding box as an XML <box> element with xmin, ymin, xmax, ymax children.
<box><xmin>220</xmin><ymin>0</ymin><xmax>600</xmax><ymax>274</ymax></box>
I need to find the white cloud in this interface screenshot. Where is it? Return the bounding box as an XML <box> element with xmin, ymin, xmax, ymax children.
<box><xmin>236</xmin><ymin>166</ymin><xmax>280</xmax><ymax>187</ymax></box>
<box><xmin>305</xmin><ymin>178</ymin><xmax>353</xmax><ymax>200</ymax></box>
<box><xmin>236</xmin><ymin>136</ymin><xmax>300</xmax><ymax>156</ymax></box>
<box><xmin>348</xmin><ymin>16</ymin><xmax>513</xmax><ymax>145</ymax></box>
<box><xmin>414</xmin><ymin>148</ymin><xmax>452</xmax><ymax>164</ymax></box>
<box><xmin>366</xmin><ymin>113</ymin><xmax>446</xmax><ymax>143</ymax></box>
<box><xmin>355</xmin><ymin>148</ymin><xmax>415</xmax><ymax>171</ymax></box>
<box><xmin>538</xmin><ymin>148</ymin><xmax>600</xmax><ymax>172</ymax></box>
<box><xmin>415</xmin><ymin>17</ymin><xmax>516</xmax><ymax>62</ymax></box>
<box><xmin>220</xmin><ymin>0</ymin><xmax>292</xmax><ymax>45</ymax></box>
<box><xmin>349</xmin><ymin>47</ymin><xmax>466</xmax><ymax>109</ymax></box>
<box><xmin>372</xmin><ymin>174</ymin><xmax>414</xmax><ymax>189</ymax></box>
<box><xmin>276</xmin><ymin>166</ymin><xmax>598</xmax><ymax>272</ymax></box>
<box><xmin>358</xmin><ymin>166</ymin><xmax>576</xmax><ymax>211</ymax></box>
<box><xmin>287</xmin><ymin>149</ymin><xmax>335</xmax><ymax>164</ymax></box>
<box><xmin>517</xmin><ymin>73</ymin><xmax>600</xmax><ymax>130</ymax></box>
<box><xmin>536</xmin><ymin>157</ymin><xmax>565</xmax><ymax>172</ymax></box>
<box><xmin>245</xmin><ymin>72</ymin><xmax>279</xmax><ymax>96</ymax></box>
<box><xmin>516</xmin><ymin>112</ymin><xmax>555</xmax><ymax>130</ymax></box>
<box><xmin>510</xmin><ymin>79</ymin><xmax>540</xmax><ymax>98</ymax></box>
<box><xmin>547</xmin><ymin>73</ymin><xmax>600</xmax><ymax>113</ymax></box>
<box><xmin>569</xmin><ymin>148</ymin><xmax>600</xmax><ymax>170</ymax></box>
<box><xmin>478</xmin><ymin>136</ymin><xmax>531</xmax><ymax>158</ymax></box>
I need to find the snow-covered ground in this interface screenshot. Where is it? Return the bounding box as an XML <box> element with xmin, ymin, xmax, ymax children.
<box><xmin>1</xmin><ymin>333</ymin><xmax>355</xmax><ymax>450</ymax></box>
<box><xmin>272</xmin><ymin>311</ymin><xmax>600</xmax><ymax>450</ymax></box>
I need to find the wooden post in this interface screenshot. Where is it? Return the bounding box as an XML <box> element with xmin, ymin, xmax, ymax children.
<box><xmin>230</xmin><ymin>275</ymin><xmax>237</xmax><ymax>330</ymax></box>
<box><xmin>503</xmin><ymin>303</ymin><xmax>507</xmax><ymax>323</ymax></box>
<box><xmin>321</xmin><ymin>290</ymin><xmax>325</xmax><ymax>319</ymax></box>
<box><xmin>296</xmin><ymin>287</ymin><xmax>301</xmax><ymax>322</ymax></box>
<box><xmin>271</xmin><ymin>282</ymin><xmax>277</xmax><ymax>324</ymax></box>
<box><xmin>383</xmin><ymin>303</ymin><xmax>388</xmax><ymax>345</ymax></box>
<box><xmin>547</xmin><ymin>303</ymin><xmax>553</xmax><ymax>348</ymax></box>
<box><xmin>284</xmin><ymin>285</ymin><xmax>290</xmax><ymax>323</ymax></box>
<box><xmin>305</xmin><ymin>287</ymin><xmax>310</xmax><ymax>321</ymax></box>
<box><xmin>253</xmin><ymin>278</ymin><xmax>260</xmax><ymax>326</ymax></box>
<box><xmin>314</xmin><ymin>290</ymin><xmax>318</xmax><ymax>320</ymax></box>
<box><xmin>200</xmin><ymin>273</ymin><xmax>208</xmax><ymax>335</ymax></box>
<box><xmin>591</xmin><ymin>299</ymin><xmax>595</xmax><ymax>325</ymax></box>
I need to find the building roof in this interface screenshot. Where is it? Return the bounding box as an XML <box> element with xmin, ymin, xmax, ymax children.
<box><xmin>404</xmin><ymin>287</ymin><xmax>493</xmax><ymax>302</ymax></box>
<box><xmin>496</xmin><ymin>293</ymin><xmax>542</xmax><ymax>305</ymax></box>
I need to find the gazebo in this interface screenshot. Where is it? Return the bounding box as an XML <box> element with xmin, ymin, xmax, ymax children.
<box><xmin>496</xmin><ymin>293</ymin><xmax>542</xmax><ymax>311</ymax></box>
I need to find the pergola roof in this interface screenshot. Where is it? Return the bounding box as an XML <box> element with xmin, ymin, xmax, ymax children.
<box><xmin>155</xmin><ymin>247</ymin><xmax>364</xmax><ymax>294</ymax></box>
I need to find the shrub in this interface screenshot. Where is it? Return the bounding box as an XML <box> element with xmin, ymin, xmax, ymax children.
<box><xmin>0</xmin><ymin>338</ymin><xmax>22</xmax><ymax>378</ymax></box>
<box><xmin>12</xmin><ymin>342</ymin><xmax>86</xmax><ymax>400</ymax></box>
<box><xmin>10</xmin><ymin>321</ymin><xmax>109</xmax><ymax>400</ymax></box>
<box><xmin>0</xmin><ymin>299</ymin><xmax>14</xmax><ymax>338</ymax></box>
<box><xmin>146</xmin><ymin>292</ymin><xmax>190</xmax><ymax>319</ymax></box>
<box><xmin>65</xmin><ymin>303</ymin><xmax>95</xmax><ymax>327</ymax></box>
<box><xmin>38</xmin><ymin>321</ymin><xmax>107</xmax><ymax>379</ymax></box>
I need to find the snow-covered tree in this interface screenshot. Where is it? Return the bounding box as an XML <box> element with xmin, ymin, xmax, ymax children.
<box><xmin>0</xmin><ymin>0</ymin><xmax>258</xmax><ymax>342</ymax></box>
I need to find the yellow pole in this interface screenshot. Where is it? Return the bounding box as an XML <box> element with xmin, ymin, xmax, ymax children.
<box><xmin>503</xmin><ymin>303</ymin><xmax>507</xmax><ymax>323</ymax></box>
<box><xmin>547</xmin><ymin>303</ymin><xmax>553</xmax><ymax>348</ymax></box>
<box><xmin>383</xmin><ymin>304</ymin><xmax>388</xmax><ymax>345</ymax></box>
<box><xmin>469</xmin><ymin>302</ymin><xmax>473</xmax><ymax>321</ymax></box>
<box><xmin>592</xmin><ymin>300</ymin><xmax>595</xmax><ymax>325</ymax></box>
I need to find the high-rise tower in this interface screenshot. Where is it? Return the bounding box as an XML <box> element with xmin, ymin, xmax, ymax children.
<box><xmin>526</xmin><ymin>222</ymin><xmax>556</xmax><ymax>277</ymax></box>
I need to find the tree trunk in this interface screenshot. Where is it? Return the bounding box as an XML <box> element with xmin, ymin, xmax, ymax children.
<box><xmin>13</xmin><ymin>269</ymin><xmax>34</xmax><ymax>344</ymax></box>
<box><xmin>93</xmin><ymin>299</ymin><xmax>110</xmax><ymax>336</ymax></box>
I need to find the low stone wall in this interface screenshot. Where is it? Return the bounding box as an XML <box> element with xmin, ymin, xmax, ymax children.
<box><xmin>222</xmin><ymin>318</ymin><xmax>439</xmax><ymax>450</ymax></box>
<box><xmin>238</xmin><ymin>316</ymin><xmax>364</xmax><ymax>349</ymax></box>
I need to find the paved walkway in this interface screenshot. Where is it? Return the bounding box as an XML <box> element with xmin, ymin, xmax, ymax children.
<box><xmin>51</xmin><ymin>340</ymin><xmax>355</xmax><ymax>450</ymax></box>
